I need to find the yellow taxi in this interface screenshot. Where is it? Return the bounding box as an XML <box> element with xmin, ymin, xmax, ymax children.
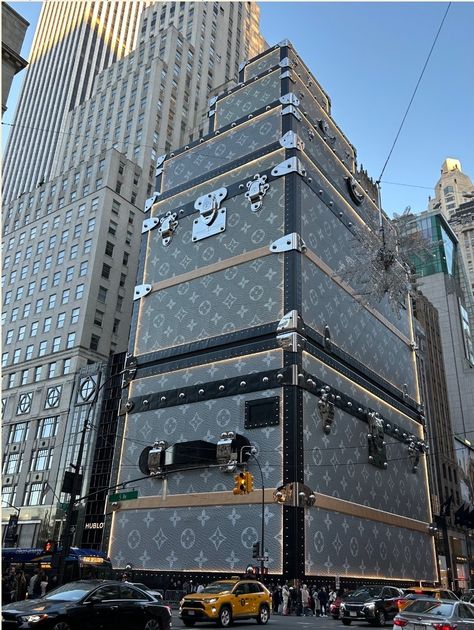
<box><xmin>179</xmin><ymin>578</ymin><xmax>272</xmax><ymax>627</ymax></box>
<box><xmin>397</xmin><ymin>587</ymin><xmax>458</xmax><ymax>611</ymax></box>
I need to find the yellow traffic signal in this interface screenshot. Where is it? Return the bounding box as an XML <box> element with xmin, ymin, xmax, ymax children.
<box><xmin>246</xmin><ymin>472</ymin><xmax>254</xmax><ymax>492</ymax></box>
<box><xmin>233</xmin><ymin>472</ymin><xmax>246</xmax><ymax>495</ymax></box>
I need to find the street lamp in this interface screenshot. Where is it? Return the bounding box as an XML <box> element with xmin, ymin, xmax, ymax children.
<box><xmin>241</xmin><ymin>445</ymin><xmax>266</xmax><ymax>576</ymax></box>
<box><xmin>56</xmin><ymin>368</ymin><xmax>127</xmax><ymax>585</ymax></box>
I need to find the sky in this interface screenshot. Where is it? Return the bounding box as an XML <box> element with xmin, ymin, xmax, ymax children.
<box><xmin>4</xmin><ymin>1</ymin><xmax>474</xmax><ymax>217</ymax></box>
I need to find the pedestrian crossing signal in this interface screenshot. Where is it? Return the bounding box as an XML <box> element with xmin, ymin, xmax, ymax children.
<box><xmin>43</xmin><ymin>539</ymin><xmax>56</xmax><ymax>553</ymax></box>
<box><xmin>252</xmin><ymin>542</ymin><xmax>260</xmax><ymax>558</ymax></box>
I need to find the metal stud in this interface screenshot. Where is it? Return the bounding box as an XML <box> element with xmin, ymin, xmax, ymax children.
<box><xmin>179</xmin><ymin>392</ymin><xmax>185</xmax><ymax>399</ymax></box>
<box><xmin>160</xmin><ymin>396</ymin><xmax>166</xmax><ymax>402</ymax></box>
<box><xmin>263</xmin><ymin>377</ymin><xmax>269</xmax><ymax>384</ymax></box>
<box><xmin>198</xmin><ymin>389</ymin><xmax>205</xmax><ymax>395</ymax></box>
<box><xmin>219</xmin><ymin>385</ymin><xmax>225</xmax><ymax>391</ymax></box>
<box><xmin>240</xmin><ymin>381</ymin><xmax>247</xmax><ymax>388</ymax></box>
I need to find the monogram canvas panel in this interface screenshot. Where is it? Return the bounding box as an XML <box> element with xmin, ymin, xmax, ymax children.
<box><xmin>288</xmin><ymin>48</ymin><xmax>329</xmax><ymax>112</ymax></box>
<box><xmin>302</xmin><ymin>352</ymin><xmax>421</xmax><ymax>434</ymax></box>
<box><xmin>135</xmin><ymin>255</ymin><xmax>285</xmax><ymax>355</ymax></box>
<box><xmin>301</xmin><ymin>256</ymin><xmax>417</xmax><ymax>399</ymax></box>
<box><xmin>215</xmin><ymin>70</ymin><xmax>281</xmax><ymax>129</ymax></box>
<box><xmin>162</xmin><ymin>110</ymin><xmax>282</xmax><ymax>191</ymax></box>
<box><xmin>152</xmin><ymin>150</ymin><xmax>285</xmax><ymax>223</ymax></box>
<box><xmin>302</xmin><ymin>392</ymin><xmax>431</xmax><ymax>522</ymax></box>
<box><xmin>109</xmin><ymin>504</ymin><xmax>283</xmax><ymax>573</ymax></box>
<box><xmin>130</xmin><ymin>350</ymin><xmax>284</xmax><ymax>396</ymax></box>
<box><xmin>300</xmin><ymin>127</ymin><xmax>381</xmax><ymax>233</ymax></box>
<box><xmin>144</xmin><ymin>175</ymin><xmax>285</xmax><ymax>285</ymax></box>
<box><xmin>305</xmin><ymin>508</ymin><xmax>437</xmax><ymax>582</ymax></box>
<box><xmin>244</xmin><ymin>48</ymin><xmax>280</xmax><ymax>81</ymax></box>
<box><xmin>300</xmin><ymin>181</ymin><xmax>411</xmax><ymax>336</ymax></box>
<box><xmin>119</xmin><ymin>389</ymin><xmax>284</xmax><ymax>495</ymax></box>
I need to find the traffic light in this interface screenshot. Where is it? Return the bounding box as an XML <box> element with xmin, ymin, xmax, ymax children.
<box><xmin>43</xmin><ymin>539</ymin><xmax>56</xmax><ymax>553</ymax></box>
<box><xmin>252</xmin><ymin>542</ymin><xmax>260</xmax><ymax>558</ymax></box>
<box><xmin>246</xmin><ymin>472</ymin><xmax>254</xmax><ymax>493</ymax></box>
<box><xmin>233</xmin><ymin>472</ymin><xmax>246</xmax><ymax>495</ymax></box>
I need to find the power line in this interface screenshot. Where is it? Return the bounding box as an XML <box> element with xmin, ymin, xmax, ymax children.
<box><xmin>377</xmin><ymin>2</ymin><xmax>452</xmax><ymax>184</ymax></box>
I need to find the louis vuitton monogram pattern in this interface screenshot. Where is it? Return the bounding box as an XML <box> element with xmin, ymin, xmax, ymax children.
<box><xmin>110</xmin><ymin>504</ymin><xmax>283</xmax><ymax>573</ymax></box>
<box><xmin>162</xmin><ymin>110</ymin><xmax>282</xmax><ymax>191</ymax></box>
<box><xmin>215</xmin><ymin>70</ymin><xmax>281</xmax><ymax>130</ymax></box>
<box><xmin>305</xmin><ymin>508</ymin><xmax>437</xmax><ymax>581</ymax></box>
<box><xmin>144</xmin><ymin>175</ymin><xmax>285</xmax><ymax>285</ymax></box>
<box><xmin>243</xmin><ymin>48</ymin><xmax>280</xmax><ymax>82</ymax></box>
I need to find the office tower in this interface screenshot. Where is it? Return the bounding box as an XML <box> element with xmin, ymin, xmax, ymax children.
<box><xmin>428</xmin><ymin>158</ymin><xmax>474</xmax><ymax>219</ymax></box>
<box><xmin>110</xmin><ymin>42</ymin><xmax>436</xmax><ymax>585</ymax></box>
<box><xmin>2</xmin><ymin>1</ymin><xmax>149</xmax><ymax>203</ymax></box>
<box><xmin>1</xmin><ymin>2</ymin><xmax>265</xmax><ymax>548</ymax></box>
<box><xmin>2</xmin><ymin>3</ymin><xmax>29</xmax><ymax>115</ymax></box>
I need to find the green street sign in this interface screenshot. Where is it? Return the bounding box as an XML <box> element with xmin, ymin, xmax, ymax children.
<box><xmin>108</xmin><ymin>490</ymin><xmax>138</xmax><ymax>503</ymax></box>
<box><xmin>57</xmin><ymin>502</ymin><xmax>69</xmax><ymax>512</ymax></box>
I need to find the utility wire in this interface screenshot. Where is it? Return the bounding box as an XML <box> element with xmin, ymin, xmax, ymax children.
<box><xmin>377</xmin><ymin>2</ymin><xmax>451</xmax><ymax>184</ymax></box>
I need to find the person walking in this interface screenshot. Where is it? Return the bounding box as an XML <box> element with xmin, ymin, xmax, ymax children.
<box><xmin>313</xmin><ymin>586</ymin><xmax>321</xmax><ymax>616</ymax></box>
<box><xmin>39</xmin><ymin>572</ymin><xmax>48</xmax><ymax>597</ymax></box>
<box><xmin>301</xmin><ymin>584</ymin><xmax>312</xmax><ymax>616</ymax></box>
<box><xmin>318</xmin><ymin>586</ymin><xmax>329</xmax><ymax>616</ymax></box>
<box><xmin>13</xmin><ymin>569</ymin><xmax>27</xmax><ymax>602</ymax></box>
<box><xmin>282</xmin><ymin>583</ymin><xmax>290</xmax><ymax>615</ymax></box>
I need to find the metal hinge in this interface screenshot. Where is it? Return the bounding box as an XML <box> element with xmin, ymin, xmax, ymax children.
<box><xmin>208</xmin><ymin>109</ymin><xmax>216</xmax><ymax>118</ymax></box>
<box><xmin>270</xmin><ymin>233</ymin><xmax>306</xmax><ymax>253</ymax></box>
<box><xmin>155</xmin><ymin>154</ymin><xmax>167</xmax><ymax>177</ymax></box>
<box><xmin>277</xmin><ymin>310</ymin><xmax>299</xmax><ymax>332</ymax></box>
<box><xmin>279</xmin><ymin>130</ymin><xmax>305</xmax><ymax>151</ymax></box>
<box><xmin>192</xmin><ymin>187</ymin><xmax>228</xmax><ymax>242</ymax></box>
<box><xmin>133</xmin><ymin>284</ymin><xmax>152</xmax><ymax>301</ymax></box>
<box><xmin>142</xmin><ymin>217</ymin><xmax>160</xmax><ymax>234</ymax></box>
<box><xmin>144</xmin><ymin>192</ymin><xmax>160</xmax><ymax>213</ymax></box>
<box><xmin>271</xmin><ymin>157</ymin><xmax>306</xmax><ymax>178</ymax></box>
<box><xmin>276</xmin><ymin>331</ymin><xmax>305</xmax><ymax>352</ymax></box>
<box><xmin>280</xmin><ymin>70</ymin><xmax>294</xmax><ymax>81</ymax></box>
<box><xmin>278</xmin><ymin>39</ymin><xmax>291</xmax><ymax>47</ymax></box>
<box><xmin>279</xmin><ymin>93</ymin><xmax>300</xmax><ymax>107</ymax></box>
<box><xmin>239</xmin><ymin>60</ymin><xmax>248</xmax><ymax>72</ymax></box>
<box><xmin>245</xmin><ymin>174</ymin><xmax>269</xmax><ymax>212</ymax></box>
<box><xmin>208</xmin><ymin>95</ymin><xmax>219</xmax><ymax>108</ymax></box>
<box><xmin>280</xmin><ymin>105</ymin><xmax>302</xmax><ymax>121</ymax></box>
<box><xmin>279</xmin><ymin>57</ymin><xmax>295</xmax><ymax>70</ymax></box>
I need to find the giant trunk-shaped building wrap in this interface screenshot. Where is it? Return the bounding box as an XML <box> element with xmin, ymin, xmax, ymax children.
<box><xmin>109</xmin><ymin>42</ymin><xmax>437</xmax><ymax>584</ymax></box>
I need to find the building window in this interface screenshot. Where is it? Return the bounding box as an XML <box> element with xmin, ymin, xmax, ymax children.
<box><xmin>9</xmin><ymin>422</ymin><xmax>28</xmax><ymax>443</ymax></box>
<box><xmin>38</xmin><ymin>341</ymin><xmax>47</xmax><ymax>357</ymax></box>
<box><xmin>94</xmin><ymin>310</ymin><xmax>104</xmax><ymax>327</ymax></box>
<box><xmin>43</xmin><ymin>317</ymin><xmax>52</xmax><ymax>332</ymax></box>
<box><xmin>7</xmin><ymin>373</ymin><xmax>16</xmax><ymax>388</ymax></box>
<box><xmin>83</xmin><ymin>239</ymin><xmax>92</xmax><ymax>254</ymax></box>
<box><xmin>90</xmin><ymin>334</ymin><xmax>100</xmax><ymax>351</ymax></box>
<box><xmin>21</xmin><ymin>369</ymin><xmax>29</xmax><ymax>385</ymax></box>
<box><xmin>48</xmin><ymin>294</ymin><xmax>56</xmax><ymax>310</ymax></box>
<box><xmin>44</xmin><ymin>385</ymin><xmax>61</xmax><ymax>409</ymax></box>
<box><xmin>102</xmin><ymin>263</ymin><xmax>111</xmax><ymax>279</ymax></box>
<box><xmin>57</xmin><ymin>312</ymin><xmax>65</xmax><ymax>328</ymax></box>
<box><xmin>61</xmin><ymin>289</ymin><xmax>70</xmax><ymax>304</ymax></box>
<box><xmin>66</xmin><ymin>266</ymin><xmax>74</xmax><ymax>282</ymax></box>
<box><xmin>36</xmin><ymin>416</ymin><xmax>58</xmax><ymax>439</ymax></box>
<box><xmin>33</xmin><ymin>449</ymin><xmax>52</xmax><ymax>471</ymax></box>
<box><xmin>1</xmin><ymin>352</ymin><xmax>9</xmax><ymax>367</ymax></box>
<box><xmin>79</xmin><ymin>261</ymin><xmax>88</xmax><ymax>277</ymax></box>
<box><xmin>34</xmin><ymin>366</ymin><xmax>42</xmax><ymax>382</ymax></box>
<box><xmin>75</xmin><ymin>284</ymin><xmax>84</xmax><ymax>300</ymax></box>
<box><xmin>105</xmin><ymin>241</ymin><xmax>114</xmax><ymax>257</ymax></box>
<box><xmin>17</xmin><ymin>392</ymin><xmax>33</xmax><ymax>415</ymax></box>
<box><xmin>63</xmin><ymin>358</ymin><xmax>71</xmax><ymax>375</ymax></box>
<box><xmin>66</xmin><ymin>333</ymin><xmax>76</xmax><ymax>348</ymax></box>
<box><xmin>2</xmin><ymin>485</ymin><xmax>17</xmax><ymax>506</ymax></box>
<box><xmin>52</xmin><ymin>337</ymin><xmax>61</xmax><ymax>352</ymax></box>
<box><xmin>70</xmin><ymin>308</ymin><xmax>80</xmax><ymax>324</ymax></box>
<box><xmin>3</xmin><ymin>453</ymin><xmax>21</xmax><ymax>475</ymax></box>
<box><xmin>87</xmin><ymin>218</ymin><xmax>96</xmax><ymax>232</ymax></box>
<box><xmin>25</xmin><ymin>345</ymin><xmax>34</xmax><ymax>361</ymax></box>
<box><xmin>12</xmin><ymin>349</ymin><xmax>21</xmax><ymax>364</ymax></box>
<box><xmin>98</xmin><ymin>286</ymin><xmax>107</xmax><ymax>303</ymax></box>
<box><xmin>25</xmin><ymin>482</ymin><xmax>45</xmax><ymax>506</ymax></box>
<box><xmin>48</xmin><ymin>362</ymin><xmax>57</xmax><ymax>378</ymax></box>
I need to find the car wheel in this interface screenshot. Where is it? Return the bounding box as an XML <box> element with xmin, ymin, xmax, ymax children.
<box><xmin>217</xmin><ymin>606</ymin><xmax>233</xmax><ymax>628</ymax></box>
<box><xmin>144</xmin><ymin>619</ymin><xmax>162</xmax><ymax>630</ymax></box>
<box><xmin>256</xmin><ymin>604</ymin><xmax>270</xmax><ymax>625</ymax></box>
<box><xmin>375</xmin><ymin>611</ymin><xmax>386</xmax><ymax>627</ymax></box>
<box><xmin>52</xmin><ymin>622</ymin><xmax>73</xmax><ymax>630</ymax></box>
<box><xmin>342</xmin><ymin>619</ymin><xmax>352</xmax><ymax>626</ymax></box>
<box><xmin>183</xmin><ymin>622</ymin><xmax>196</xmax><ymax>628</ymax></box>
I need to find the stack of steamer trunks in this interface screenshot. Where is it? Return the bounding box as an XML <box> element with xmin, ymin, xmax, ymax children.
<box><xmin>110</xmin><ymin>41</ymin><xmax>437</xmax><ymax>584</ymax></box>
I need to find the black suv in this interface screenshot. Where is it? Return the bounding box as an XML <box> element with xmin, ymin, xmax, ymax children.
<box><xmin>340</xmin><ymin>585</ymin><xmax>404</xmax><ymax>626</ymax></box>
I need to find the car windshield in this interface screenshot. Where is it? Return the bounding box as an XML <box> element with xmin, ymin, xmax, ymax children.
<box><xmin>44</xmin><ymin>583</ymin><xmax>93</xmax><ymax>602</ymax></box>
<box><xmin>405</xmin><ymin>601</ymin><xmax>455</xmax><ymax>616</ymax></box>
<box><xmin>347</xmin><ymin>588</ymin><xmax>382</xmax><ymax>599</ymax></box>
<box><xmin>201</xmin><ymin>582</ymin><xmax>233</xmax><ymax>594</ymax></box>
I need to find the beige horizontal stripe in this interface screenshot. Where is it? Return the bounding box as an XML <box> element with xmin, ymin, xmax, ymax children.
<box><xmin>315</xmin><ymin>493</ymin><xmax>429</xmax><ymax>534</ymax></box>
<box><xmin>149</xmin><ymin>245</ymin><xmax>271</xmax><ymax>293</ymax></box>
<box><xmin>111</xmin><ymin>489</ymin><xmax>429</xmax><ymax>534</ymax></box>
<box><xmin>304</xmin><ymin>248</ymin><xmax>411</xmax><ymax>347</ymax></box>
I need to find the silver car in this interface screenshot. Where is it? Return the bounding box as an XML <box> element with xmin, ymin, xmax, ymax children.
<box><xmin>393</xmin><ymin>598</ymin><xmax>474</xmax><ymax>630</ymax></box>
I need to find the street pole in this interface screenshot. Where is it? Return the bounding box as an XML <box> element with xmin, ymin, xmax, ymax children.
<box><xmin>56</xmin><ymin>369</ymin><xmax>125</xmax><ymax>585</ymax></box>
<box><xmin>242</xmin><ymin>446</ymin><xmax>265</xmax><ymax>576</ymax></box>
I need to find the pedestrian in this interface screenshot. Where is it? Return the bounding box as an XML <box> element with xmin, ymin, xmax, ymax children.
<box><xmin>272</xmin><ymin>585</ymin><xmax>281</xmax><ymax>614</ymax></box>
<box><xmin>282</xmin><ymin>583</ymin><xmax>290</xmax><ymax>615</ymax></box>
<box><xmin>39</xmin><ymin>572</ymin><xmax>48</xmax><ymax>597</ymax></box>
<box><xmin>28</xmin><ymin>569</ymin><xmax>42</xmax><ymax>600</ymax></box>
<box><xmin>295</xmin><ymin>583</ymin><xmax>303</xmax><ymax>616</ymax></box>
<box><xmin>13</xmin><ymin>569</ymin><xmax>27</xmax><ymax>602</ymax></box>
<box><xmin>318</xmin><ymin>586</ymin><xmax>329</xmax><ymax>616</ymax></box>
<box><xmin>196</xmin><ymin>583</ymin><xmax>204</xmax><ymax>593</ymax></box>
<box><xmin>302</xmin><ymin>584</ymin><xmax>312</xmax><ymax>616</ymax></box>
<box><xmin>313</xmin><ymin>587</ymin><xmax>321</xmax><ymax>617</ymax></box>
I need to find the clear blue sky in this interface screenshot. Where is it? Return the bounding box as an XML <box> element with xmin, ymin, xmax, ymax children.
<box><xmin>4</xmin><ymin>2</ymin><xmax>474</xmax><ymax>217</ymax></box>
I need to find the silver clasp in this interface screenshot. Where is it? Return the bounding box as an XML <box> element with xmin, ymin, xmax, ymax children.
<box><xmin>245</xmin><ymin>174</ymin><xmax>269</xmax><ymax>212</ymax></box>
<box><xmin>158</xmin><ymin>211</ymin><xmax>178</xmax><ymax>246</ymax></box>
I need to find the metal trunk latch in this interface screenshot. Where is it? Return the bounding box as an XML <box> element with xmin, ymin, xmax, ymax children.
<box><xmin>158</xmin><ymin>212</ymin><xmax>178</xmax><ymax>246</ymax></box>
<box><xmin>192</xmin><ymin>187</ymin><xmax>227</xmax><ymax>242</ymax></box>
<box><xmin>245</xmin><ymin>174</ymin><xmax>269</xmax><ymax>212</ymax></box>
